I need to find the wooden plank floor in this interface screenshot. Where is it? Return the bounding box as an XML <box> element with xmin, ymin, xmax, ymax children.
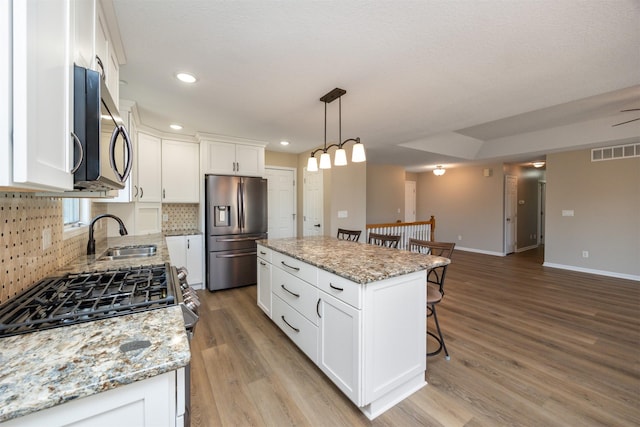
<box><xmin>190</xmin><ymin>247</ymin><xmax>640</xmax><ymax>426</ymax></box>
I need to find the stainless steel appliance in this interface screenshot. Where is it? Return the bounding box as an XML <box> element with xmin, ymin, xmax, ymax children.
<box><xmin>205</xmin><ymin>174</ymin><xmax>267</xmax><ymax>291</ymax></box>
<box><xmin>73</xmin><ymin>64</ymin><xmax>133</xmax><ymax>191</ymax></box>
<box><xmin>0</xmin><ymin>263</ymin><xmax>199</xmax><ymax>426</ymax></box>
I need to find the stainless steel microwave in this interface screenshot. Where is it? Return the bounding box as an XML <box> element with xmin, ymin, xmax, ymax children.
<box><xmin>72</xmin><ymin>64</ymin><xmax>132</xmax><ymax>191</ymax></box>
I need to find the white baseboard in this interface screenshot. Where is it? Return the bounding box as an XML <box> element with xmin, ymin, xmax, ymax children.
<box><xmin>542</xmin><ymin>262</ymin><xmax>640</xmax><ymax>282</ymax></box>
<box><xmin>516</xmin><ymin>245</ymin><xmax>537</xmax><ymax>253</ymax></box>
<box><xmin>454</xmin><ymin>246</ymin><xmax>505</xmax><ymax>257</ymax></box>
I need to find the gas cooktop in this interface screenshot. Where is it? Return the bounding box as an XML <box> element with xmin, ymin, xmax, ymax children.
<box><xmin>0</xmin><ymin>264</ymin><xmax>176</xmax><ymax>338</ymax></box>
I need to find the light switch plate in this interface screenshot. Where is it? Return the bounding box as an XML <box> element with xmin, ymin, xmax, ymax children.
<box><xmin>562</xmin><ymin>210</ymin><xmax>574</xmax><ymax>217</ymax></box>
<box><xmin>337</xmin><ymin>210</ymin><xmax>348</xmax><ymax>218</ymax></box>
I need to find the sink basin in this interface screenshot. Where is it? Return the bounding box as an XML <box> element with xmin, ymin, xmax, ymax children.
<box><xmin>99</xmin><ymin>244</ymin><xmax>157</xmax><ymax>261</ymax></box>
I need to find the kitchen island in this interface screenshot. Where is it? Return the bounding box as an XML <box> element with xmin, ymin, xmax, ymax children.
<box><xmin>257</xmin><ymin>236</ymin><xmax>450</xmax><ymax>420</ymax></box>
<box><xmin>0</xmin><ymin>233</ymin><xmax>190</xmax><ymax>426</ymax></box>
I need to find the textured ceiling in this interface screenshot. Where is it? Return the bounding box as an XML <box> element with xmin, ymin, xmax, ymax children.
<box><xmin>111</xmin><ymin>0</ymin><xmax>640</xmax><ymax>171</ymax></box>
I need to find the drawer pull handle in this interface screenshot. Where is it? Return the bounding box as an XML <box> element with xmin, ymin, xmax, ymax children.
<box><xmin>260</xmin><ymin>261</ymin><xmax>266</xmax><ymax>266</ymax></box>
<box><xmin>281</xmin><ymin>261</ymin><xmax>300</xmax><ymax>271</ymax></box>
<box><xmin>316</xmin><ymin>298</ymin><xmax>321</xmax><ymax>318</ymax></box>
<box><xmin>260</xmin><ymin>251</ymin><xmax>267</xmax><ymax>255</ymax></box>
<box><xmin>281</xmin><ymin>284</ymin><xmax>300</xmax><ymax>298</ymax></box>
<box><xmin>281</xmin><ymin>316</ymin><xmax>300</xmax><ymax>333</ymax></box>
<box><xmin>329</xmin><ymin>283</ymin><xmax>344</xmax><ymax>291</ymax></box>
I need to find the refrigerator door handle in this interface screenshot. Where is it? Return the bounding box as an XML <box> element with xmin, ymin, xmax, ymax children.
<box><xmin>236</xmin><ymin>181</ymin><xmax>243</xmax><ymax>229</ymax></box>
<box><xmin>216</xmin><ymin>236</ymin><xmax>263</xmax><ymax>242</ymax></box>
<box><xmin>216</xmin><ymin>251</ymin><xmax>257</xmax><ymax>258</ymax></box>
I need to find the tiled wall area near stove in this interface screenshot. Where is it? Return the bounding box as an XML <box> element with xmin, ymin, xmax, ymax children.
<box><xmin>162</xmin><ymin>203</ymin><xmax>199</xmax><ymax>233</ymax></box>
<box><xmin>0</xmin><ymin>192</ymin><xmax>107</xmax><ymax>304</ymax></box>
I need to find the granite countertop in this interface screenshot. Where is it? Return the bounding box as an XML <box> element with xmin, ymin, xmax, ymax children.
<box><xmin>258</xmin><ymin>236</ymin><xmax>451</xmax><ymax>284</ymax></box>
<box><xmin>164</xmin><ymin>229</ymin><xmax>202</xmax><ymax>237</ymax></box>
<box><xmin>0</xmin><ymin>233</ymin><xmax>190</xmax><ymax>423</ymax></box>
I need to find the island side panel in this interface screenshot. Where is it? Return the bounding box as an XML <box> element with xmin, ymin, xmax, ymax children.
<box><xmin>363</xmin><ymin>270</ymin><xmax>427</xmax><ymax>407</ymax></box>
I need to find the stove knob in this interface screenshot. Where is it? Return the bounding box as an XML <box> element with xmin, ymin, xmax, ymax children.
<box><xmin>176</xmin><ymin>267</ymin><xmax>189</xmax><ymax>281</ymax></box>
<box><xmin>185</xmin><ymin>300</ymin><xmax>198</xmax><ymax>311</ymax></box>
<box><xmin>184</xmin><ymin>295</ymin><xmax>201</xmax><ymax>307</ymax></box>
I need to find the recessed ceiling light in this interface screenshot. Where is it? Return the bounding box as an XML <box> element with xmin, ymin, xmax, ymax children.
<box><xmin>280</xmin><ymin>141</ymin><xmax>290</xmax><ymax>146</ymax></box>
<box><xmin>176</xmin><ymin>72</ymin><xmax>197</xmax><ymax>83</ymax></box>
<box><xmin>170</xmin><ymin>124</ymin><xmax>183</xmax><ymax>130</ymax></box>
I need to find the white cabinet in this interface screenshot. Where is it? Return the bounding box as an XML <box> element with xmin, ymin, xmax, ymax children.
<box><xmin>317</xmin><ymin>291</ymin><xmax>361</xmax><ymax>403</ymax></box>
<box><xmin>95</xmin><ymin>2</ymin><xmax>119</xmax><ymax>101</ymax></box>
<box><xmin>73</xmin><ymin>0</ymin><xmax>96</xmax><ymax>69</ymax></box>
<box><xmin>137</xmin><ymin>132</ymin><xmax>163</xmax><ymax>202</ymax></box>
<box><xmin>257</xmin><ymin>245</ymin><xmax>272</xmax><ymax>316</ymax></box>
<box><xmin>258</xmin><ymin>247</ymin><xmax>428</xmax><ymax>420</ymax></box>
<box><xmin>200</xmin><ymin>139</ymin><xmax>265</xmax><ymax>177</ymax></box>
<box><xmin>1</xmin><ymin>369</ymin><xmax>183</xmax><ymax>427</ymax></box>
<box><xmin>166</xmin><ymin>235</ymin><xmax>204</xmax><ymax>286</ymax></box>
<box><xmin>1</xmin><ymin>0</ymin><xmax>74</xmax><ymax>191</ymax></box>
<box><xmin>162</xmin><ymin>140</ymin><xmax>199</xmax><ymax>203</ymax></box>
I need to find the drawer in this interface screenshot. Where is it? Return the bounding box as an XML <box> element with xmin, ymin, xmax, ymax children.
<box><xmin>272</xmin><ymin>294</ymin><xmax>318</xmax><ymax>363</ymax></box>
<box><xmin>257</xmin><ymin>244</ymin><xmax>272</xmax><ymax>263</ymax></box>
<box><xmin>318</xmin><ymin>270</ymin><xmax>362</xmax><ymax>309</ymax></box>
<box><xmin>272</xmin><ymin>251</ymin><xmax>317</xmax><ymax>285</ymax></box>
<box><xmin>273</xmin><ymin>267</ymin><xmax>319</xmax><ymax>325</ymax></box>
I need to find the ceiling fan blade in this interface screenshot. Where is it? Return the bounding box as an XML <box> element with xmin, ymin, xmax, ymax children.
<box><xmin>612</xmin><ymin>117</ymin><xmax>640</xmax><ymax>127</ymax></box>
<box><xmin>620</xmin><ymin>109</ymin><xmax>640</xmax><ymax>112</ymax></box>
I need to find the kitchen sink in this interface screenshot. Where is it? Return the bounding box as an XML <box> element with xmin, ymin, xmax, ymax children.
<box><xmin>98</xmin><ymin>244</ymin><xmax>157</xmax><ymax>261</ymax></box>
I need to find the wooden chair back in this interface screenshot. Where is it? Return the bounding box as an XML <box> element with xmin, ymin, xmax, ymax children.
<box><xmin>337</xmin><ymin>228</ymin><xmax>362</xmax><ymax>242</ymax></box>
<box><xmin>368</xmin><ymin>232</ymin><xmax>401</xmax><ymax>248</ymax></box>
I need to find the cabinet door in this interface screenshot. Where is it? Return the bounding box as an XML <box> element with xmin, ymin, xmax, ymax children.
<box><xmin>257</xmin><ymin>257</ymin><xmax>272</xmax><ymax>317</ymax></box>
<box><xmin>203</xmin><ymin>141</ymin><xmax>237</xmax><ymax>174</ymax></box>
<box><xmin>94</xmin><ymin>6</ymin><xmax>109</xmax><ymax>80</ymax></box>
<box><xmin>137</xmin><ymin>132</ymin><xmax>162</xmax><ymax>202</ymax></box>
<box><xmin>236</xmin><ymin>144</ymin><xmax>264</xmax><ymax>176</ymax></box>
<box><xmin>162</xmin><ymin>140</ymin><xmax>199</xmax><ymax>203</ymax></box>
<box><xmin>185</xmin><ymin>235</ymin><xmax>203</xmax><ymax>286</ymax></box>
<box><xmin>318</xmin><ymin>292</ymin><xmax>362</xmax><ymax>405</ymax></box>
<box><xmin>11</xmin><ymin>0</ymin><xmax>73</xmax><ymax>191</ymax></box>
<box><xmin>73</xmin><ymin>0</ymin><xmax>96</xmax><ymax>69</ymax></box>
<box><xmin>166</xmin><ymin>236</ymin><xmax>187</xmax><ymax>267</ymax></box>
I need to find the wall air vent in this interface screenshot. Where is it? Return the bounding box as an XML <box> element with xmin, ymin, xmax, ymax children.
<box><xmin>591</xmin><ymin>143</ymin><xmax>640</xmax><ymax>162</ymax></box>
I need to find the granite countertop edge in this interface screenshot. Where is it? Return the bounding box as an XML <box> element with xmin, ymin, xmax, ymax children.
<box><xmin>0</xmin><ymin>233</ymin><xmax>190</xmax><ymax>422</ymax></box>
<box><xmin>258</xmin><ymin>236</ymin><xmax>451</xmax><ymax>284</ymax></box>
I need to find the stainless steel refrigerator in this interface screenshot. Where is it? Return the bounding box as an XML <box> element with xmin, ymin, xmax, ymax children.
<box><xmin>205</xmin><ymin>175</ymin><xmax>268</xmax><ymax>291</ymax></box>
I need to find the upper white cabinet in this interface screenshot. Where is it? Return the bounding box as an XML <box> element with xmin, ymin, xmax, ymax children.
<box><xmin>162</xmin><ymin>140</ymin><xmax>199</xmax><ymax>203</ymax></box>
<box><xmin>73</xmin><ymin>0</ymin><xmax>96</xmax><ymax>69</ymax></box>
<box><xmin>1</xmin><ymin>0</ymin><xmax>74</xmax><ymax>191</ymax></box>
<box><xmin>199</xmin><ymin>136</ymin><xmax>266</xmax><ymax>177</ymax></box>
<box><xmin>137</xmin><ymin>132</ymin><xmax>163</xmax><ymax>202</ymax></box>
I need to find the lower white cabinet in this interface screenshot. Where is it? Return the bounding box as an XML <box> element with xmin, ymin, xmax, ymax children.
<box><xmin>317</xmin><ymin>291</ymin><xmax>361</xmax><ymax>404</ymax></box>
<box><xmin>166</xmin><ymin>234</ymin><xmax>203</xmax><ymax>286</ymax></box>
<box><xmin>257</xmin><ymin>246</ymin><xmax>272</xmax><ymax>316</ymax></box>
<box><xmin>257</xmin><ymin>245</ymin><xmax>427</xmax><ymax>420</ymax></box>
<box><xmin>1</xmin><ymin>370</ymin><xmax>183</xmax><ymax>427</ymax></box>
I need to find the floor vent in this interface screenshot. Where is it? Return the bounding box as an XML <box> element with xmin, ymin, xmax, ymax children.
<box><xmin>591</xmin><ymin>143</ymin><xmax>640</xmax><ymax>162</ymax></box>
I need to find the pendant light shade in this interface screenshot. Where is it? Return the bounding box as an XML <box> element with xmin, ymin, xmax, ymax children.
<box><xmin>352</xmin><ymin>141</ymin><xmax>366</xmax><ymax>163</ymax></box>
<box><xmin>319</xmin><ymin>152</ymin><xmax>332</xmax><ymax>169</ymax></box>
<box><xmin>334</xmin><ymin>148</ymin><xmax>347</xmax><ymax>166</ymax></box>
<box><xmin>307</xmin><ymin>88</ymin><xmax>365</xmax><ymax>171</ymax></box>
<box><xmin>307</xmin><ymin>156</ymin><xmax>318</xmax><ymax>172</ymax></box>
<box><xmin>433</xmin><ymin>165</ymin><xmax>446</xmax><ymax>176</ymax></box>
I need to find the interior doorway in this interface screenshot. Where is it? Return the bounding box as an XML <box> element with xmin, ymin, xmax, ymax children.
<box><xmin>404</xmin><ymin>181</ymin><xmax>416</xmax><ymax>223</ymax></box>
<box><xmin>538</xmin><ymin>181</ymin><xmax>546</xmax><ymax>246</ymax></box>
<box><xmin>303</xmin><ymin>168</ymin><xmax>323</xmax><ymax>236</ymax></box>
<box><xmin>504</xmin><ymin>175</ymin><xmax>517</xmax><ymax>254</ymax></box>
<box><xmin>265</xmin><ymin>167</ymin><xmax>296</xmax><ymax>239</ymax></box>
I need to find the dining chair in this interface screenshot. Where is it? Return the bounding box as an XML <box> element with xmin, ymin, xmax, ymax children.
<box><xmin>408</xmin><ymin>238</ymin><xmax>455</xmax><ymax>360</ymax></box>
<box><xmin>337</xmin><ymin>228</ymin><xmax>362</xmax><ymax>242</ymax></box>
<box><xmin>368</xmin><ymin>232</ymin><xmax>401</xmax><ymax>248</ymax></box>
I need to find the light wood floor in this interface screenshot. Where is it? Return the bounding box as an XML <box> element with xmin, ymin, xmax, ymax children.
<box><xmin>190</xmin><ymin>248</ymin><xmax>640</xmax><ymax>426</ymax></box>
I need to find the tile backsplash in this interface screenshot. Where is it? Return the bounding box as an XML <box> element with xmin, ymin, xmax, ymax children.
<box><xmin>0</xmin><ymin>192</ymin><xmax>106</xmax><ymax>304</ymax></box>
<box><xmin>162</xmin><ymin>203</ymin><xmax>199</xmax><ymax>233</ymax></box>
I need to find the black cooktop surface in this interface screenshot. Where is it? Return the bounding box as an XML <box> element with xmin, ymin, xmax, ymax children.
<box><xmin>0</xmin><ymin>264</ymin><xmax>175</xmax><ymax>338</ymax></box>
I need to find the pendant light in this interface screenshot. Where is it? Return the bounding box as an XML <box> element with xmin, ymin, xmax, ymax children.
<box><xmin>307</xmin><ymin>88</ymin><xmax>365</xmax><ymax>171</ymax></box>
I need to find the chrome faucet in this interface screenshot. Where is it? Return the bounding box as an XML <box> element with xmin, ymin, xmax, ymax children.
<box><xmin>87</xmin><ymin>214</ymin><xmax>128</xmax><ymax>255</ymax></box>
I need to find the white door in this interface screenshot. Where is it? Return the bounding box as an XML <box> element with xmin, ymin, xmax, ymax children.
<box><xmin>404</xmin><ymin>181</ymin><xmax>416</xmax><ymax>222</ymax></box>
<box><xmin>504</xmin><ymin>175</ymin><xmax>517</xmax><ymax>254</ymax></box>
<box><xmin>303</xmin><ymin>168</ymin><xmax>323</xmax><ymax>236</ymax></box>
<box><xmin>265</xmin><ymin>168</ymin><xmax>296</xmax><ymax>239</ymax></box>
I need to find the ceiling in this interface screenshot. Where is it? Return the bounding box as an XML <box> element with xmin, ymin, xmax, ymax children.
<box><xmin>110</xmin><ymin>0</ymin><xmax>640</xmax><ymax>172</ymax></box>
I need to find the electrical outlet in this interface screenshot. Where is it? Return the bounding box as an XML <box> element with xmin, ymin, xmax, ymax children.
<box><xmin>162</xmin><ymin>214</ymin><xmax>169</xmax><ymax>222</ymax></box>
<box><xmin>457</xmin><ymin>235</ymin><xmax>462</xmax><ymax>241</ymax></box>
<box><xmin>42</xmin><ymin>228</ymin><xmax>52</xmax><ymax>250</ymax></box>
<box><xmin>582</xmin><ymin>251</ymin><xmax>589</xmax><ymax>258</ymax></box>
